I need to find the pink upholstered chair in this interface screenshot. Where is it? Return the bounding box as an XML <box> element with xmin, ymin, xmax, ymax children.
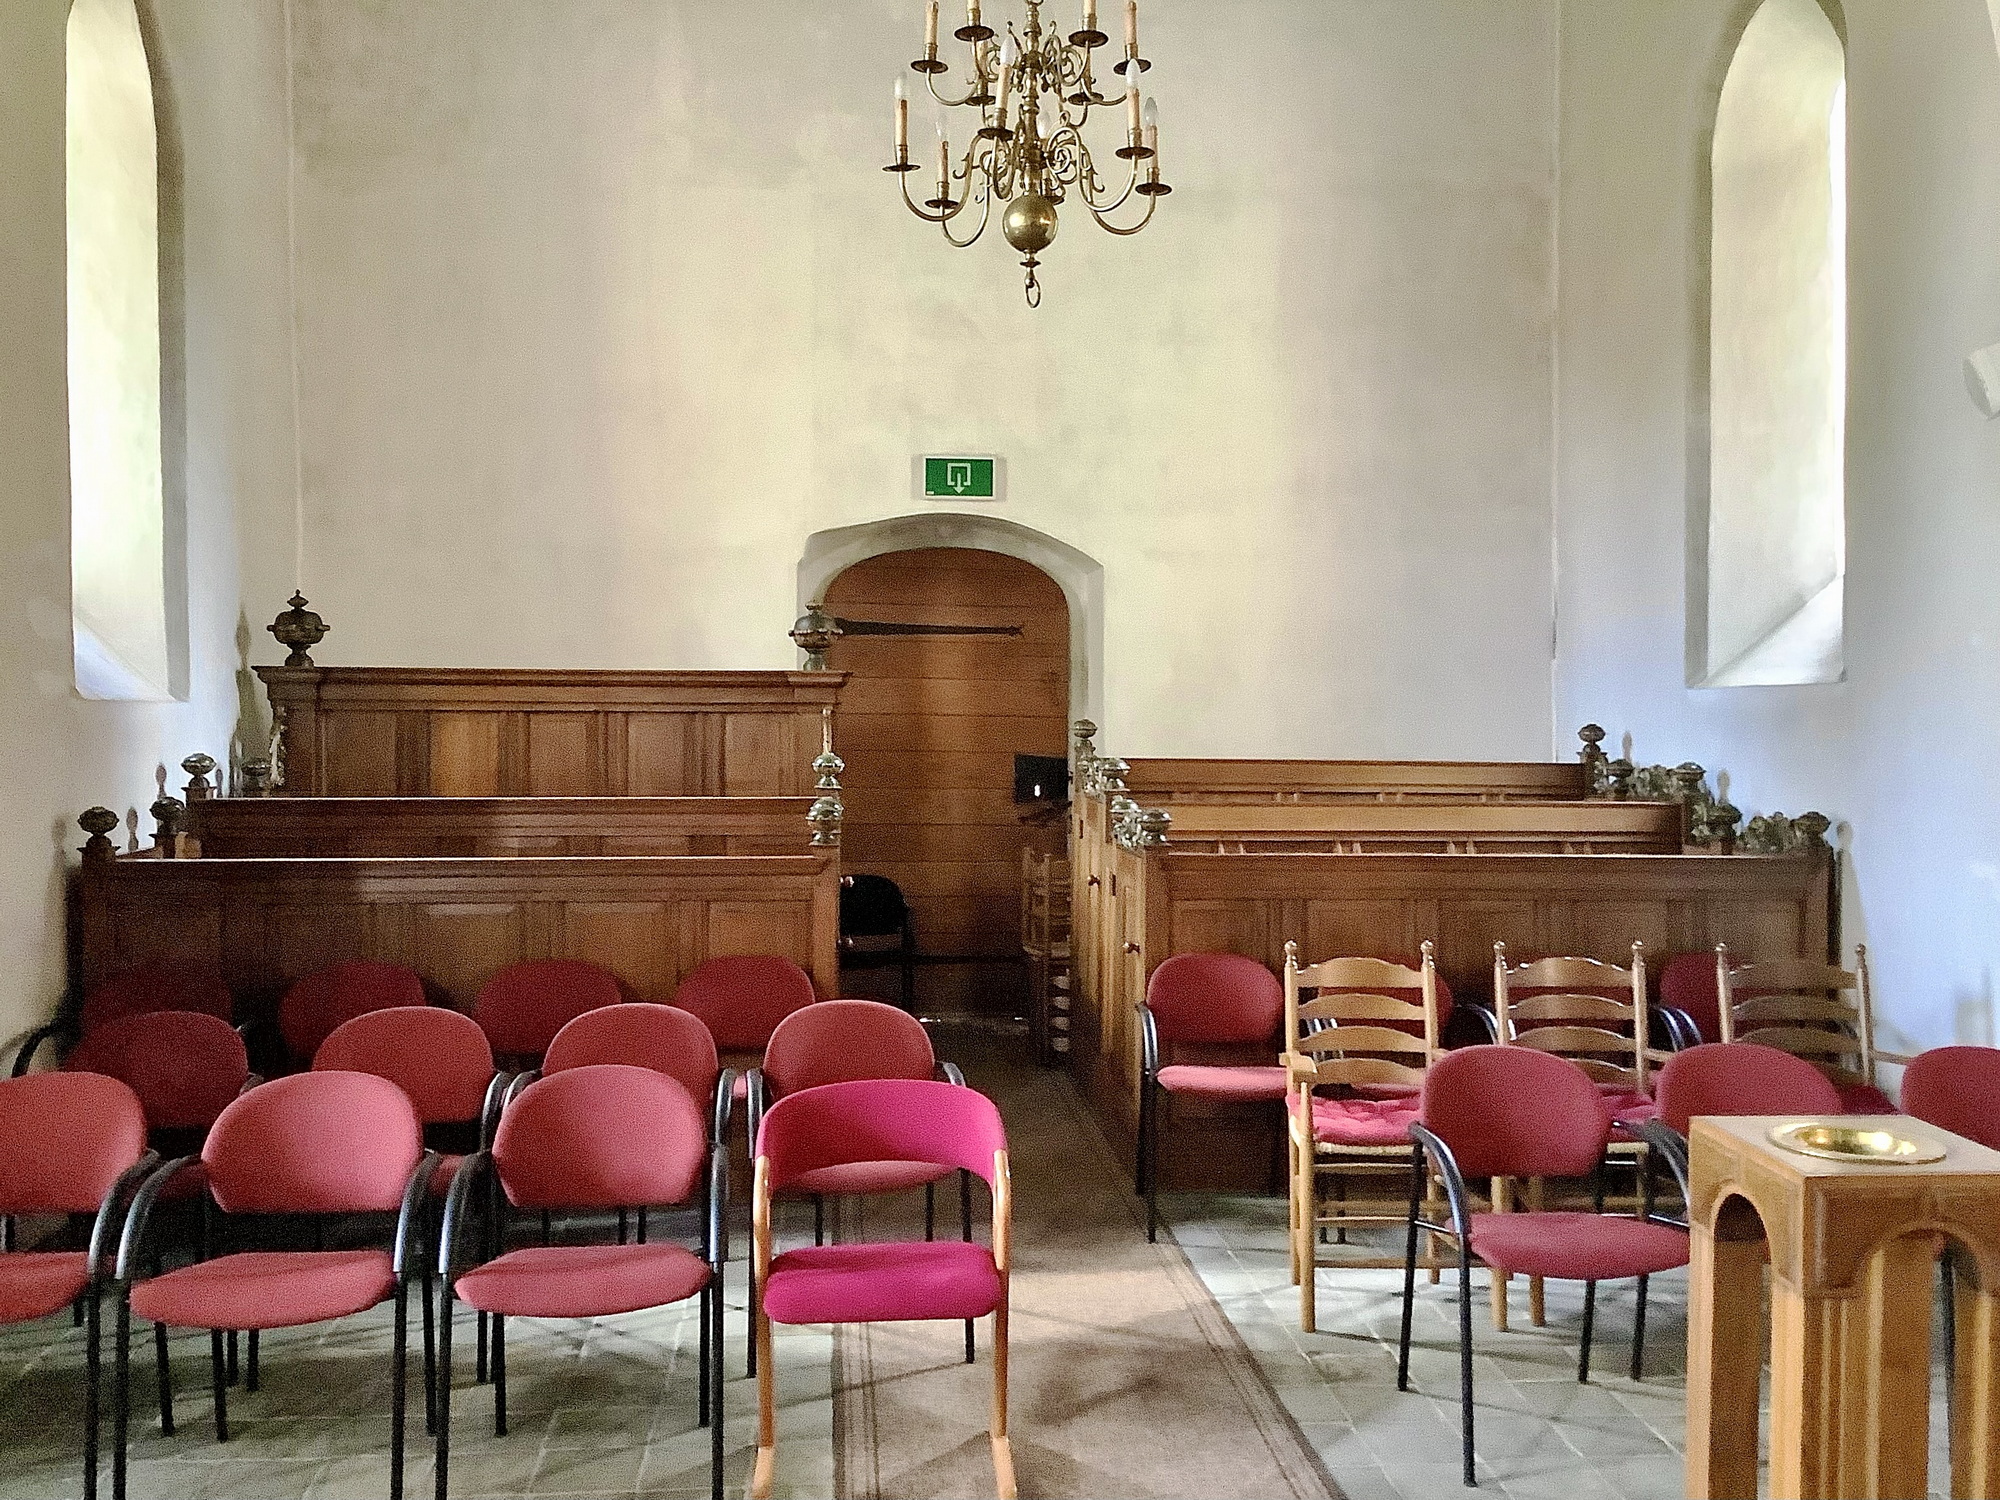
<box><xmin>672</xmin><ymin>955</ymin><xmax>817</xmax><ymax>1084</ymax></box>
<box><xmin>1902</xmin><ymin>1046</ymin><xmax>2000</xmax><ymax>1150</ymax></box>
<box><xmin>280</xmin><ymin>962</ymin><xmax>427</xmax><ymax>1068</ymax></box>
<box><xmin>1137</xmin><ymin>953</ymin><xmax>1287</xmax><ymax>1242</ymax></box>
<box><xmin>65</xmin><ymin>1011</ymin><xmax>252</xmax><ymax>1150</ymax></box>
<box><xmin>113</xmin><ymin>1072</ymin><xmax>434</xmax><ymax>1500</ymax></box>
<box><xmin>1631</xmin><ymin>1042</ymin><xmax>1846</xmax><ymax>1202</ymax></box>
<box><xmin>11</xmin><ymin>963</ymin><xmax>235</xmax><ymax>1080</ymax></box>
<box><xmin>1658</xmin><ymin>952</ymin><xmax>1724</xmax><ymax>1043</ymax></box>
<box><xmin>435</xmin><ymin>1064</ymin><xmax>722</xmax><ymax>1500</ymax></box>
<box><xmin>752</xmin><ymin>1079</ymin><xmax>1014</xmax><ymax>1500</ymax></box>
<box><xmin>543</xmin><ymin>1002</ymin><xmax>733</xmax><ymax>1149</ymax></box>
<box><xmin>1397</xmin><ymin>1047</ymin><xmax>1690</xmax><ymax>1487</ymax></box>
<box><xmin>0</xmin><ymin>1073</ymin><xmax>153</xmax><ymax>1500</ymax></box>
<box><xmin>471</xmin><ymin>959</ymin><xmax>624</xmax><ymax>1067</ymax></box>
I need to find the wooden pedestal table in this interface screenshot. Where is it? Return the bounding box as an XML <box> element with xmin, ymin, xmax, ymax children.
<box><xmin>1685</xmin><ymin>1115</ymin><xmax>2000</xmax><ymax>1500</ymax></box>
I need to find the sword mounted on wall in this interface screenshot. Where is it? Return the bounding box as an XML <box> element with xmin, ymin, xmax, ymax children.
<box><xmin>789</xmin><ymin>602</ymin><xmax>1022</xmax><ymax>669</ymax></box>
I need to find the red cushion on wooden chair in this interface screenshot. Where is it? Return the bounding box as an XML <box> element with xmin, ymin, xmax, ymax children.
<box><xmin>0</xmin><ymin>1072</ymin><xmax>148</xmax><ymax>1214</ymax></box>
<box><xmin>1835</xmin><ymin>1081</ymin><xmax>1898</xmax><ymax>1114</ymax></box>
<box><xmin>66</xmin><ymin>1011</ymin><xmax>249</xmax><ymax>1131</ymax></box>
<box><xmin>455</xmin><ymin>1243</ymin><xmax>711</xmax><ymax>1320</ymax></box>
<box><xmin>1658</xmin><ymin>953</ymin><xmax>1723</xmax><ymax>1043</ymax></box>
<box><xmin>543</xmin><ymin>1002</ymin><xmax>720</xmax><ymax>1108</ymax></box>
<box><xmin>493</xmin><ymin>1065</ymin><xmax>707</xmax><ymax>1211</ymax></box>
<box><xmin>280</xmin><ymin>962</ymin><xmax>427</xmax><ymax>1065</ymax></box>
<box><xmin>0</xmin><ymin>1252</ymin><xmax>93</xmax><ymax>1323</ymax></box>
<box><xmin>763</xmin><ymin>1240</ymin><xmax>1003</xmax><ymax>1325</ymax></box>
<box><xmin>473</xmin><ymin>959</ymin><xmax>624</xmax><ymax>1059</ymax></box>
<box><xmin>1145</xmin><ymin>954</ymin><xmax>1281</xmax><ymax>1046</ymax></box>
<box><xmin>673</xmin><ymin>956</ymin><xmax>816</xmax><ymax>1053</ymax></box>
<box><xmin>1420</xmin><ymin>1045</ymin><xmax>1609</xmax><ymax>1179</ymax></box>
<box><xmin>130</xmin><ymin>1250</ymin><xmax>397</xmax><ymax>1331</ymax></box>
<box><xmin>1467</xmin><ymin>1213</ymin><xmax>1690</xmax><ymax>1281</ymax></box>
<box><xmin>1155</xmin><ymin>1063</ymin><xmax>1289</xmax><ymax>1101</ymax></box>
<box><xmin>314</xmin><ymin>1006</ymin><xmax>497</xmax><ymax>1126</ymax></box>
<box><xmin>1652</xmin><ymin>1042</ymin><xmax>1844</xmax><ymax>1135</ymax></box>
<box><xmin>762</xmin><ymin>999</ymin><xmax>935</xmax><ymax>1096</ymax></box>
<box><xmin>1292</xmin><ymin>1091</ymin><xmax>1420</xmax><ymax>1147</ymax></box>
<box><xmin>1902</xmin><ymin>1046</ymin><xmax>2000</xmax><ymax>1149</ymax></box>
<box><xmin>202</xmin><ymin>1071</ymin><xmax>422</xmax><ymax>1216</ymax></box>
<box><xmin>78</xmin><ymin>962</ymin><xmax>233</xmax><ymax>1034</ymax></box>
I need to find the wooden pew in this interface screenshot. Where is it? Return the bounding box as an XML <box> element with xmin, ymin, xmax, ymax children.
<box><xmin>183</xmin><ymin>795</ymin><xmax>814</xmax><ymax>858</ymax></box>
<box><xmin>1120</xmin><ymin>757</ymin><xmax>1589</xmax><ymax>803</ymax></box>
<box><xmin>1152</xmin><ymin>799</ymin><xmax>1686</xmax><ymax>854</ymax></box>
<box><xmin>76</xmin><ymin>848</ymin><xmax>841</xmax><ymax>1024</ymax></box>
<box><xmin>255</xmin><ymin>666</ymin><xmax>845</xmax><ymax>797</ymax></box>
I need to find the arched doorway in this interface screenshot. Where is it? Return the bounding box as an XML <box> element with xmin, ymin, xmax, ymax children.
<box><xmin>823</xmin><ymin>547</ymin><xmax>1071</xmax><ymax>1018</ymax></box>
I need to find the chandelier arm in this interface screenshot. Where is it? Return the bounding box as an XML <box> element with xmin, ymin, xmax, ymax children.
<box><xmin>1085</xmin><ymin>187</ymin><xmax>1158</xmax><ymax>236</ymax></box>
<box><xmin>1078</xmin><ymin>149</ymin><xmax>1141</xmax><ymax>215</ymax></box>
<box><xmin>898</xmin><ymin>167</ymin><xmax>957</xmax><ymax>225</ymax></box>
<box><xmin>923</xmin><ymin>69</ymin><xmax>982</xmax><ymax>108</ymax></box>
<box><xmin>940</xmin><ymin>173</ymin><xmax>994</xmax><ymax>248</ymax></box>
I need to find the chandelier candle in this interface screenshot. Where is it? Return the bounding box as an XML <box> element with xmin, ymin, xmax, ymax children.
<box><xmin>887</xmin><ymin>0</ymin><xmax>1171</xmax><ymax>306</ymax></box>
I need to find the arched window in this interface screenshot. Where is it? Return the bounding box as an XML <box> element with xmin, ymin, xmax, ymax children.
<box><xmin>1699</xmin><ymin>0</ymin><xmax>1846</xmax><ymax>687</ymax></box>
<box><xmin>67</xmin><ymin>0</ymin><xmax>172</xmax><ymax>700</ymax></box>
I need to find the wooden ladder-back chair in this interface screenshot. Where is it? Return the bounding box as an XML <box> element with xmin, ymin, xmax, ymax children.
<box><xmin>1283</xmin><ymin>940</ymin><xmax>1440</xmax><ymax>1333</ymax></box>
<box><xmin>1490</xmin><ymin>941</ymin><xmax>1651</xmax><ymax>1331</ymax></box>
<box><xmin>1713</xmin><ymin>943</ymin><xmax>1890</xmax><ymax>1111</ymax></box>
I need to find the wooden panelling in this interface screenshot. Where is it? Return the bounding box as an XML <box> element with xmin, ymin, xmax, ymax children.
<box><xmin>1122</xmin><ymin>757</ymin><xmax>1590</xmax><ymax>803</ymax></box>
<box><xmin>1157</xmin><ymin>799</ymin><xmax>1687</xmax><ymax>853</ymax></box>
<box><xmin>825</xmin><ymin>549</ymin><xmax>1068</xmax><ymax>1014</ymax></box>
<box><xmin>258</xmin><ymin>668</ymin><xmax>843</xmax><ymax>798</ymax></box>
<box><xmin>186</xmin><ymin>796</ymin><xmax>812</xmax><ymax>859</ymax></box>
<box><xmin>77</xmin><ymin>854</ymin><xmax>842</xmax><ymax>1020</ymax></box>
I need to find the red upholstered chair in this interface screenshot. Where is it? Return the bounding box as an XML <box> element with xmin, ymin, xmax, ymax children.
<box><xmin>1632</xmin><ymin>1042</ymin><xmax>1845</xmax><ymax>1196</ymax></box>
<box><xmin>112</xmin><ymin>1072</ymin><xmax>433</xmax><ymax>1500</ymax></box>
<box><xmin>672</xmin><ymin>955</ymin><xmax>817</xmax><ymax>1084</ymax></box>
<box><xmin>1659</xmin><ymin>952</ymin><xmax>1724</xmax><ymax>1043</ymax></box>
<box><xmin>64</xmin><ymin>1011</ymin><xmax>252</xmax><ymax>1150</ymax></box>
<box><xmin>1902</xmin><ymin>1046</ymin><xmax>2000</xmax><ymax>1150</ymax></box>
<box><xmin>280</xmin><ymin>961</ymin><xmax>427</xmax><ymax>1068</ymax></box>
<box><xmin>12</xmin><ymin>963</ymin><xmax>236</xmax><ymax>1079</ymax></box>
<box><xmin>0</xmin><ymin>1073</ymin><xmax>153</xmax><ymax>1500</ymax></box>
<box><xmin>435</xmin><ymin>1064</ymin><xmax>723</xmax><ymax>1500</ymax></box>
<box><xmin>471</xmin><ymin>959</ymin><xmax>624</xmax><ymax>1067</ymax></box>
<box><xmin>543</xmin><ymin>1002</ymin><xmax>734</xmax><ymax>1149</ymax></box>
<box><xmin>1397</xmin><ymin>1046</ymin><xmax>1690</xmax><ymax>1487</ymax></box>
<box><xmin>1136</xmin><ymin>953</ymin><xmax>1287</xmax><ymax>1243</ymax></box>
<box><xmin>752</xmin><ymin>1079</ymin><xmax>1014</xmax><ymax>1500</ymax></box>
<box><xmin>1715</xmin><ymin>944</ymin><xmax>1894</xmax><ymax>1112</ymax></box>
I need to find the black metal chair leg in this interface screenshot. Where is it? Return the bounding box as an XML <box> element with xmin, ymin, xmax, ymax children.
<box><xmin>153</xmin><ymin>1321</ymin><xmax>173</xmax><ymax>1435</ymax></box>
<box><xmin>697</xmin><ymin>1285</ymin><xmax>711</xmax><ymax>1427</ymax></box>
<box><xmin>245</xmin><ymin>1330</ymin><xmax>259</xmax><ymax>1392</ymax></box>
<box><xmin>1630</xmin><ymin>1275</ymin><xmax>1649</xmax><ymax>1381</ymax></box>
<box><xmin>964</xmin><ymin>1318</ymin><xmax>975</xmax><ymax>1364</ymax></box>
<box><xmin>208</xmin><ymin>1330</ymin><xmax>229</xmax><ymax>1442</ymax></box>
<box><xmin>391</xmin><ymin>1282</ymin><xmax>408</xmax><ymax>1500</ymax></box>
<box><xmin>960</xmin><ymin>1169</ymin><xmax>972</xmax><ymax>1242</ymax></box>
<box><xmin>1144</xmin><ymin>1085</ymin><xmax>1161</xmax><ymax>1242</ymax></box>
<box><xmin>1577</xmin><ymin>1281</ymin><xmax>1597</xmax><ymax>1383</ymax></box>
<box><xmin>1396</xmin><ymin>1159</ymin><xmax>1422</xmax><ymax>1393</ymax></box>
<box><xmin>710</xmin><ymin>1265</ymin><xmax>725</xmax><ymax>1500</ymax></box>
<box><xmin>422</xmin><ymin>1262</ymin><xmax>437</xmax><ymax>1436</ymax></box>
<box><xmin>492</xmin><ymin>1313</ymin><xmax>507</xmax><ymax>1437</ymax></box>
<box><xmin>84</xmin><ymin>1292</ymin><xmax>101</xmax><ymax>1500</ymax></box>
<box><xmin>225</xmin><ymin>1329</ymin><xmax>238</xmax><ymax>1387</ymax></box>
<box><xmin>813</xmin><ymin>1195</ymin><xmax>824</xmax><ymax>1247</ymax></box>
<box><xmin>1457</xmin><ymin>1247</ymin><xmax>1475</xmax><ymax>1485</ymax></box>
<box><xmin>112</xmin><ymin>1301</ymin><xmax>131</xmax><ymax>1500</ymax></box>
<box><xmin>925</xmin><ymin>1182</ymin><xmax>936</xmax><ymax>1242</ymax></box>
<box><xmin>475</xmin><ymin>1311</ymin><xmax>488</xmax><ymax>1384</ymax></box>
<box><xmin>637</xmin><ymin>1207</ymin><xmax>648</xmax><ymax>1245</ymax></box>
<box><xmin>435</xmin><ymin>1290</ymin><xmax>454</xmax><ymax>1500</ymax></box>
<box><xmin>618</xmin><ymin>1208</ymin><xmax>628</xmax><ymax>1246</ymax></box>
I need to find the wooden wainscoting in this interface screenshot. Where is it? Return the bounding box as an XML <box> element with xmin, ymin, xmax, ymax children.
<box><xmin>1121</xmin><ymin>757</ymin><xmax>1590</xmax><ymax>803</ymax></box>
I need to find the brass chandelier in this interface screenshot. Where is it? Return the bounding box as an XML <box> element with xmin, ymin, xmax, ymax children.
<box><xmin>887</xmin><ymin>0</ymin><xmax>1171</xmax><ymax>307</ymax></box>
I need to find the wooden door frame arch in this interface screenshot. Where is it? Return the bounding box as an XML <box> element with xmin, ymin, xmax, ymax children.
<box><xmin>797</xmin><ymin>514</ymin><xmax>1105</xmax><ymax>726</ymax></box>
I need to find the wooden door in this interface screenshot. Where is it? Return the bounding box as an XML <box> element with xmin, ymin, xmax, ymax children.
<box><xmin>824</xmin><ymin>548</ymin><xmax>1070</xmax><ymax>1016</ymax></box>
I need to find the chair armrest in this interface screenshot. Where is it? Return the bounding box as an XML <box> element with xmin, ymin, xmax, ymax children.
<box><xmin>392</xmin><ymin>1150</ymin><xmax>441</xmax><ymax>1281</ymax></box>
<box><xmin>936</xmin><ymin>1061</ymin><xmax>967</xmax><ymax>1087</ymax></box>
<box><xmin>745</xmin><ymin>1069</ymin><xmax>767</xmax><ymax>1155</ymax></box>
<box><xmin>115</xmin><ymin>1155</ymin><xmax>202</xmax><ymax>1284</ymax></box>
<box><xmin>10</xmin><ymin>1021</ymin><xmax>67</xmax><ymax>1077</ymax></box>
<box><xmin>712</xmin><ymin>1069</ymin><xmax>738</xmax><ymax>1150</ymax></box>
<box><xmin>1631</xmin><ymin>1119</ymin><xmax>1692</xmax><ymax>1222</ymax></box>
<box><xmin>706</xmin><ymin>1148</ymin><xmax>730</xmax><ymax>1272</ymax></box>
<box><xmin>1406</xmin><ymin>1123</ymin><xmax>1475</xmax><ymax>1242</ymax></box>
<box><xmin>1135</xmin><ymin>1003</ymin><xmax>1160</xmax><ymax>1084</ymax></box>
<box><xmin>480</xmin><ymin>1071</ymin><xmax>513</xmax><ymax>1149</ymax></box>
<box><xmin>437</xmin><ymin>1150</ymin><xmax>496</xmax><ymax>1282</ymax></box>
<box><xmin>1281</xmin><ymin>1053</ymin><xmax>1318</xmax><ymax>1088</ymax></box>
<box><xmin>87</xmin><ymin>1150</ymin><xmax>159</xmax><ymax>1281</ymax></box>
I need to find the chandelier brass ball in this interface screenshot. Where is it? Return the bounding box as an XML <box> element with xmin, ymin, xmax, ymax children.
<box><xmin>1002</xmin><ymin>193</ymin><xmax>1060</xmax><ymax>255</ymax></box>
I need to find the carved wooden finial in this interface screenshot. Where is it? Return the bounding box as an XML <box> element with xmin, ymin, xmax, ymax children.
<box><xmin>79</xmin><ymin>807</ymin><xmax>119</xmax><ymax>864</ymax></box>
<box><xmin>149</xmin><ymin>795</ymin><xmax>187</xmax><ymax>856</ymax></box>
<box><xmin>182</xmin><ymin>753</ymin><xmax>218</xmax><ymax>802</ymax></box>
<box><xmin>1793</xmin><ymin>811</ymin><xmax>1831</xmax><ymax>849</ymax></box>
<box><xmin>1604</xmin><ymin>758</ymin><xmax>1635</xmax><ymax>800</ymax></box>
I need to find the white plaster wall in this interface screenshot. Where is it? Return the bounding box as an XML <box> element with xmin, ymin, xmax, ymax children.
<box><xmin>1554</xmin><ymin>0</ymin><xmax>2000</xmax><ymax>1050</ymax></box>
<box><xmin>0</xmin><ymin>0</ymin><xmax>281</xmax><ymax>1049</ymax></box>
<box><xmin>238</xmin><ymin>0</ymin><xmax>1559</xmax><ymax>761</ymax></box>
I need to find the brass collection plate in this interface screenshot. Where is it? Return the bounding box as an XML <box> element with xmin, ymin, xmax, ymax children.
<box><xmin>1767</xmin><ymin>1120</ymin><xmax>1947</xmax><ymax>1165</ymax></box>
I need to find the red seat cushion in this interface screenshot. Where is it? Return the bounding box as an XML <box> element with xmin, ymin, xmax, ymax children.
<box><xmin>1155</xmin><ymin>1064</ymin><xmax>1289</xmax><ymax>1102</ymax></box>
<box><xmin>130</xmin><ymin>1251</ymin><xmax>395</xmax><ymax>1331</ymax></box>
<box><xmin>1292</xmin><ymin>1091</ymin><xmax>1420</xmax><ymax>1147</ymax></box>
<box><xmin>762</xmin><ymin>1239</ymin><xmax>1003</xmax><ymax>1324</ymax></box>
<box><xmin>0</xmin><ymin>1252</ymin><xmax>91</xmax><ymax>1324</ymax></box>
<box><xmin>1467</xmin><ymin>1212</ymin><xmax>1689</xmax><ymax>1281</ymax></box>
<box><xmin>1837</xmin><ymin>1082</ymin><xmax>1898</xmax><ymax>1115</ymax></box>
<box><xmin>454</xmin><ymin>1243</ymin><xmax>710</xmax><ymax>1319</ymax></box>
<box><xmin>788</xmin><ymin>1160</ymin><xmax>955</xmax><ymax>1197</ymax></box>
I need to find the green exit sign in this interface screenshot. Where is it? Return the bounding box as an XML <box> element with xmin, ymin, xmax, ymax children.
<box><xmin>922</xmin><ymin>455</ymin><xmax>998</xmax><ymax>499</ymax></box>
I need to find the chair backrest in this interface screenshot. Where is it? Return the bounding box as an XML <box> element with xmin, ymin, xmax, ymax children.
<box><xmin>202</xmin><ymin>1071</ymin><xmax>421</xmax><ymax>1216</ymax></box>
<box><xmin>1659</xmin><ymin>952</ymin><xmax>1723</xmax><ymax>1043</ymax></box>
<box><xmin>1420</xmin><ymin>1045</ymin><xmax>1609</xmax><ymax>1179</ymax></box>
<box><xmin>280</xmin><ymin>961</ymin><xmax>427</xmax><ymax>1064</ymax></box>
<box><xmin>492</xmin><ymin>1064</ymin><xmax>707</xmax><ymax>1211</ymax></box>
<box><xmin>672</xmin><ymin>956</ymin><xmax>816</xmax><ymax>1053</ymax></box>
<box><xmin>314</xmin><ymin>1006</ymin><xmax>496</xmax><ymax>1126</ymax></box>
<box><xmin>840</xmin><ymin>874</ymin><xmax>909</xmax><ymax>937</ymax></box>
<box><xmin>64</xmin><ymin>1010</ymin><xmax>250</xmax><ymax>1131</ymax></box>
<box><xmin>0</xmin><ymin>1072</ymin><xmax>147</xmax><ymax>1215</ymax></box>
<box><xmin>1715</xmin><ymin>944</ymin><xmax>1874</xmax><ymax>1087</ymax></box>
<box><xmin>1494</xmin><ymin>941</ymin><xmax>1650</xmax><ymax>1091</ymax></box>
<box><xmin>757</xmin><ymin>1077</ymin><xmax>1007</xmax><ymax>1193</ymax></box>
<box><xmin>1144</xmin><ymin>953</ymin><xmax>1282</xmax><ymax>1048</ymax></box>
<box><xmin>1283</xmin><ymin>941</ymin><xmax>1439</xmax><ymax>1092</ymax></box>
<box><xmin>761</xmin><ymin>999</ymin><xmax>936</xmax><ymax>1100</ymax></box>
<box><xmin>543</xmin><ymin>1003</ymin><xmax>720</xmax><ymax>1107</ymax></box>
<box><xmin>1901</xmin><ymin>1046</ymin><xmax>2000</xmax><ymax>1150</ymax></box>
<box><xmin>1652</xmin><ymin>1042</ymin><xmax>1845</xmax><ymax>1135</ymax></box>
<box><xmin>78</xmin><ymin>961</ymin><xmax>234</xmax><ymax>1034</ymax></box>
<box><xmin>472</xmin><ymin>959</ymin><xmax>624</xmax><ymax>1059</ymax></box>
